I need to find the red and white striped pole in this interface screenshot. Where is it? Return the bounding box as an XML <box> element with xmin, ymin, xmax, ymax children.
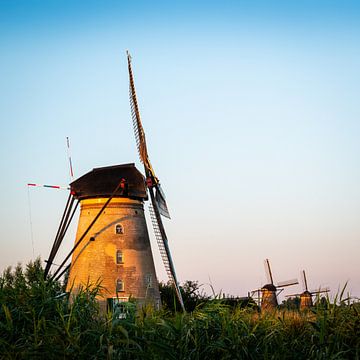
<box><xmin>27</xmin><ymin>183</ymin><xmax>70</xmax><ymax>190</ymax></box>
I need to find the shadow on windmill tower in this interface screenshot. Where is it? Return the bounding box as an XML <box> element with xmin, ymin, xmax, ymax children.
<box><xmin>44</xmin><ymin>52</ymin><xmax>185</xmax><ymax>314</ymax></box>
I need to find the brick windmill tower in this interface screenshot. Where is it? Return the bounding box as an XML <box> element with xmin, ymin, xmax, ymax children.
<box><xmin>44</xmin><ymin>53</ymin><xmax>185</xmax><ymax>312</ymax></box>
<box><xmin>65</xmin><ymin>164</ymin><xmax>161</xmax><ymax>310</ymax></box>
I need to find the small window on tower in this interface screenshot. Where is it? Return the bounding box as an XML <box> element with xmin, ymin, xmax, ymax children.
<box><xmin>115</xmin><ymin>224</ymin><xmax>124</xmax><ymax>235</ymax></box>
<box><xmin>116</xmin><ymin>250</ymin><xmax>124</xmax><ymax>264</ymax></box>
<box><xmin>116</xmin><ymin>279</ymin><xmax>124</xmax><ymax>292</ymax></box>
<box><xmin>145</xmin><ymin>274</ymin><xmax>153</xmax><ymax>288</ymax></box>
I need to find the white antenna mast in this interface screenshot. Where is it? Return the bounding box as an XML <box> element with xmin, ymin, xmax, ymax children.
<box><xmin>66</xmin><ymin>136</ymin><xmax>74</xmax><ymax>182</ymax></box>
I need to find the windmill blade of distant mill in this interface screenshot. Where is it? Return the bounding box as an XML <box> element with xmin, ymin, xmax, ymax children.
<box><xmin>301</xmin><ymin>270</ymin><xmax>308</xmax><ymax>292</ymax></box>
<box><xmin>310</xmin><ymin>287</ymin><xmax>330</xmax><ymax>295</ymax></box>
<box><xmin>276</xmin><ymin>279</ymin><xmax>299</xmax><ymax>288</ymax></box>
<box><xmin>250</xmin><ymin>288</ymin><xmax>261</xmax><ymax>296</ymax></box>
<box><xmin>250</xmin><ymin>289</ymin><xmax>262</xmax><ymax>304</ymax></box>
<box><xmin>285</xmin><ymin>293</ymin><xmax>301</xmax><ymax>298</ymax></box>
<box><xmin>264</xmin><ymin>259</ymin><xmax>274</xmax><ymax>284</ymax></box>
<box><xmin>127</xmin><ymin>51</ymin><xmax>170</xmax><ymax>219</ymax></box>
<box><xmin>276</xmin><ymin>288</ymin><xmax>284</xmax><ymax>297</ymax></box>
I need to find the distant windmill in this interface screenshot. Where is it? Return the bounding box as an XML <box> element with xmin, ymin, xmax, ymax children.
<box><xmin>252</xmin><ymin>259</ymin><xmax>298</xmax><ymax>310</ymax></box>
<box><xmin>286</xmin><ymin>270</ymin><xmax>330</xmax><ymax>309</ymax></box>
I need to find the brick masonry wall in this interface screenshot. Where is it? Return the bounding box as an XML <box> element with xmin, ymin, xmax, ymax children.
<box><xmin>261</xmin><ymin>289</ymin><xmax>278</xmax><ymax>310</ymax></box>
<box><xmin>66</xmin><ymin>197</ymin><xmax>161</xmax><ymax>307</ymax></box>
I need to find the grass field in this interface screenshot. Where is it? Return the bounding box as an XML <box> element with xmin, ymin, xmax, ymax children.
<box><xmin>0</xmin><ymin>259</ymin><xmax>359</xmax><ymax>359</ymax></box>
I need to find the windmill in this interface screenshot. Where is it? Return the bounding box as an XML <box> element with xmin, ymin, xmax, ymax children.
<box><xmin>286</xmin><ymin>270</ymin><xmax>330</xmax><ymax>309</ymax></box>
<box><xmin>252</xmin><ymin>259</ymin><xmax>298</xmax><ymax>310</ymax></box>
<box><xmin>43</xmin><ymin>53</ymin><xmax>185</xmax><ymax>312</ymax></box>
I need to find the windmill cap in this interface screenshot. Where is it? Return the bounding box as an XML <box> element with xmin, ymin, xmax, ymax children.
<box><xmin>301</xmin><ymin>290</ymin><xmax>312</xmax><ymax>296</ymax></box>
<box><xmin>70</xmin><ymin>163</ymin><xmax>148</xmax><ymax>200</ymax></box>
<box><xmin>261</xmin><ymin>284</ymin><xmax>277</xmax><ymax>291</ymax></box>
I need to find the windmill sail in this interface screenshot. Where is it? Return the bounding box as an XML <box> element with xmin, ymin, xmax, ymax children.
<box><xmin>128</xmin><ymin>51</ymin><xmax>157</xmax><ymax>180</ymax></box>
<box><xmin>310</xmin><ymin>287</ymin><xmax>330</xmax><ymax>294</ymax></box>
<box><xmin>264</xmin><ymin>259</ymin><xmax>274</xmax><ymax>284</ymax></box>
<box><xmin>127</xmin><ymin>51</ymin><xmax>170</xmax><ymax>219</ymax></box>
<box><xmin>285</xmin><ymin>293</ymin><xmax>300</xmax><ymax>298</ymax></box>
<box><xmin>301</xmin><ymin>270</ymin><xmax>308</xmax><ymax>291</ymax></box>
<box><xmin>301</xmin><ymin>270</ymin><xmax>329</xmax><ymax>294</ymax></box>
<box><xmin>149</xmin><ymin>197</ymin><xmax>184</xmax><ymax>310</ymax></box>
<box><xmin>277</xmin><ymin>279</ymin><xmax>299</xmax><ymax>288</ymax></box>
<box><xmin>127</xmin><ymin>51</ymin><xmax>184</xmax><ymax>310</ymax></box>
<box><xmin>155</xmin><ymin>184</ymin><xmax>170</xmax><ymax>218</ymax></box>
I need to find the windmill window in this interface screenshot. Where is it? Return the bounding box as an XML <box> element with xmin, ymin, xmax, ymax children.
<box><xmin>116</xmin><ymin>279</ymin><xmax>124</xmax><ymax>292</ymax></box>
<box><xmin>115</xmin><ymin>224</ymin><xmax>124</xmax><ymax>235</ymax></box>
<box><xmin>145</xmin><ymin>274</ymin><xmax>153</xmax><ymax>287</ymax></box>
<box><xmin>116</xmin><ymin>250</ymin><xmax>124</xmax><ymax>264</ymax></box>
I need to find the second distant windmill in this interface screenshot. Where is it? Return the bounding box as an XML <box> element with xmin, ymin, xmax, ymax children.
<box><xmin>286</xmin><ymin>270</ymin><xmax>330</xmax><ymax>309</ymax></box>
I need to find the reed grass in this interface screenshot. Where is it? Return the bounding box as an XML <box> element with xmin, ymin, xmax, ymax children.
<box><xmin>0</xmin><ymin>260</ymin><xmax>359</xmax><ymax>359</ymax></box>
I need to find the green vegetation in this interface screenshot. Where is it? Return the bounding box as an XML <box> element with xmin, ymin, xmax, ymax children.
<box><xmin>0</xmin><ymin>260</ymin><xmax>359</xmax><ymax>359</ymax></box>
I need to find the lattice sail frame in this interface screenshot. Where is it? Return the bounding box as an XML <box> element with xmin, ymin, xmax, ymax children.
<box><xmin>128</xmin><ymin>52</ymin><xmax>157</xmax><ymax>182</ymax></box>
<box><xmin>127</xmin><ymin>51</ymin><xmax>184</xmax><ymax>311</ymax></box>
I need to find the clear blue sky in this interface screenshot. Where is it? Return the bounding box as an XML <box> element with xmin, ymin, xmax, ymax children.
<box><xmin>0</xmin><ymin>0</ymin><xmax>359</xmax><ymax>300</ymax></box>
